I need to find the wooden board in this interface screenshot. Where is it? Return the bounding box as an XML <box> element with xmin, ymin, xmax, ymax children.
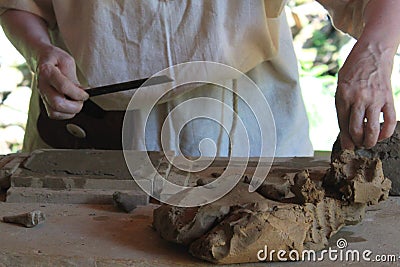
<box><xmin>0</xmin><ymin>199</ymin><xmax>399</xmax><ymax>266</ymax></box>
<box><xmin>0</xmin><ymin>150</ymin><xmax>399</xmax><ymax>266</ymax></box>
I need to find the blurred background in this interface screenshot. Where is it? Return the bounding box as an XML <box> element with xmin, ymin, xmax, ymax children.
<box><xmin>0</xmin><ymin>0</ymin><xmax>399</xmax><ymax>155</ymax></box>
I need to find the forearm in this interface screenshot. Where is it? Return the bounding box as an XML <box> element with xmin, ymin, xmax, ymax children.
<box><xmin>361</xmin><ymin>0</ymin><xmax>400</xmax><ymax>56</ymax></box>
<box><xmin>0</xmin><ymin>9</ymin><xmax>53</xmax><ymax>70</ymax></box>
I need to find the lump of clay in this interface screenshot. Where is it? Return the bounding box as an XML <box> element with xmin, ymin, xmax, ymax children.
<box><xmin>324</xmin><ymin>150</ymin><xmax>391</xmax><ymax>205</ymax></box>
<box><xmin>332</xmin><ymin>121</ymin><xmax>400</xmax><ymax>195</ymax></box>
<box><xmin>189</xmin><ymin>200</ymin><xmax>311</xmax><ymax>264</ymax></box>
<box><xmin>188</xmin><ymin>170</ymin><xmax>367</xmax><ymax>263</ymax></box>
<box><xmin>153</xmin><ymin>150</ymin><xmax>391</xmax><ymax>264</ymax></box>
<box><xmin>153</xmin><ymin>182</ymin><xmax>267</xmax><ymax>245</ymax></box>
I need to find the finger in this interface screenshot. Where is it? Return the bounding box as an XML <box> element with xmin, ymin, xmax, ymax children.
<box><xmin>363</xmin><ymin>106</ymin><xmax>380</xmax><ymax>148</ymax></box>
<box><xmin>335</xmin><ymin>99</ymin><xmax>355</xmax><ymax>150</ymax></box>
<box><xmin>45</xmin><ymin>106</ymin><xmax>76</xmax><ymax>120</ymax></box>
<box><xmin>48</xmin><ymin>69</ymin><xmax>88</xmax><ymax>101</ymax></box>
<box><xmin>348</xmin><ymin>104</ymin><xmax>365</xmax><ymax>147</ymax></box>
<box><xmin>339</xmin><ymin>131</ymin><xmax>355</xmax><ymax>150</ymax></box>
<box><xmin>38</xmin><ymin>63</ymin><xmax>88</xmax><ymax>101</ymax></box>
<box><xmin>41</xmin><ymin>96</ymin><xmax>77</xmax><ymax>120</ymax></box>
<box><xmin>378</xmin><ymin>103</ymin><xmax>397</xmax><ymax>141</ymax></box>
<box><xmin>57</xmin><ymin>55</ymin><xmax>79</xmax><ymax>84</ymax></box>
<box><xmin>41</xmin><ymin>86</ymin><xmax>83</xmax><ymax>114</ymax></box>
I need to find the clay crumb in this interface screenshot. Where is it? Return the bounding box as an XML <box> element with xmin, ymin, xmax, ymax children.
<box><xmin>112</xmin><ymin>192</ymin><xmax>137</xmax><ymax>213</ymax></box>
<box><xmin>196</xmin><ymin>177</ymin><xmax>217</xmax><ymax>186</ymax></box>
<box><xmin>3</xmin><ymin>210</ymin><xmax>46</xmax><ymax>228</ymax></box>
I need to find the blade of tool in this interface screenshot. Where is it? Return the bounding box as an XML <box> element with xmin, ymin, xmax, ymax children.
<box><xmin>86</xmin><ymin>75</ymin><xmax>173</xmax><ymax>97</ymax></box>
<box><xmin>80</xmin><ymin>75</ymin><xmax>173</xmax><ymax>118</ymax></box>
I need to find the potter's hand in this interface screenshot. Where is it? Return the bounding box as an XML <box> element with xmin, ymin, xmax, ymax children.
<box><xmin>0</xmin><ymin>9</ymin><xmax>88</xmax><ymax>120</ymax></box>
<box><xmin>36</xmin><ymin>45</ymin><xmax>89</xmax><ymax>120</ymax></box>
<box><xmin>334</xmin><ymin>0</ymin><xmax>400</xmax><ymax>150</ymax></box>
<box><xmin>335</xmin><ymin>40</ymin><xmax>396</xmax><ymax>150</ymax></box>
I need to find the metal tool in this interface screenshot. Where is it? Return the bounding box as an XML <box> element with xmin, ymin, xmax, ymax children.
<box><xmin>85</xmin><ymin>75</ymin><xmax>173</xmax><ymax>97</ymax></box>
<box><xmin>81</xmin><ymin>75</ymin><xmax>173</xmax><ymax>118</ymax></box>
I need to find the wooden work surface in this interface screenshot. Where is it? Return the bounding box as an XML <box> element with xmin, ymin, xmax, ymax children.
<box><xmin>0</xmin><ymin>199</ymin><xmax>399</xmax><ymax>267</ymax></box>
<box><xmin>0</xmin><ymin>151</ymin><xmax>399</xmax><ymax>266</ymax></box>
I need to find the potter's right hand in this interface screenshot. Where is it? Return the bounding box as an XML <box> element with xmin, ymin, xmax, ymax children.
<box><xmin>36</xmin><ymin>45</ymin><xmax>89</xmax><ymax>120</ymax></box>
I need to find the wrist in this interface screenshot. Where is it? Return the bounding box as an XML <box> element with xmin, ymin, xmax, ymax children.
<box><xmin>31</xmin><ymin>43</ymin><xmax>58</xmax><ymax>73</ymax></box>
<box><xmin>355</xmin><ymin>33</ymin><xmax>397</xmax><ymax>69</ymax></box>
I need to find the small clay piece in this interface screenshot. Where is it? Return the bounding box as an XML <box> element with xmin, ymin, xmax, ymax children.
<box><xmin>210</xmin><ymin>173</ymin><xmax>221</xmax><ymax>178</ymax></box>
<box><xmin>153</xmin><ymin>150</ymin><xmax>391</xmax><ymax>264</ymax></box>
<box><xmin>291</xmin><ymin>170</ymin><xmax>324</xmax><ymax>204</ymax></box>
<box><xmin>332</xmin><ymin>121</ymin><xmax>400</xmax><ymax>195</ymax></box>
<box><xmin>3</xmin><ymin>210</ymin><xmax>46</xmax><ymax>228</ymax></box>
<box><xmin>256</xmin><ymin>173</ymin><xmax>292</xmax><ymax>201</ymax></box>
<box><xmin>112</xmin><ymin>191</ymin><xmax>138</xmax><ymax>213</ymax></box>
<box><xmin>196</xmin><ymin>177</ymin><xmax>216</xmax><ymax>186</ymax></box>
